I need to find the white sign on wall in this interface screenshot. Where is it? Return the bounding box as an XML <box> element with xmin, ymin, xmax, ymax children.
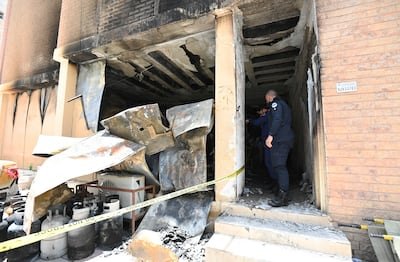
<box><xmin>336</xmin><ymin>81</ymin><xmax>357</xmax><ymax>93</ymax></box>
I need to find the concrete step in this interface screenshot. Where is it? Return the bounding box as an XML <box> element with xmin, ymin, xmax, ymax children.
<box><xmin>214</xmin><ymin>215</ymin><xmax>352</xmax><ymax>258</ymax></box>
<box><xmin>205</xmin><ymin>233</ymin><xmax>352</xmax><ymax>262</ymax></box>
<box><xmin>211</xmin><ymin>201</ymin><xmax>332</xmax><ymax>227</ymax></box>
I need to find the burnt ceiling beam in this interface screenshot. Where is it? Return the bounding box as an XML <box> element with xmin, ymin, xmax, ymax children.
<box><xmin>147</xmin><ymin>51</ymin><xmax>204</xmax><ymax>90</ymax></box>
<box><xmin>252</xmin><ymin>48</ymin><xmax>299</xmax><ymax>64</ymax></box>
<box><xmin>254</xmin><ymin>66</ymin><xmax>295</xmax><ymax>76</ymax></box>
<box><xmin>128</xmin><ymin>62</ymin><xmax>178</xmax><ymax>94</ymax></box>
<box><xmin>255</xmin><ymin>69</ymin><xmax>295</xmax><ymax>78</ymax></box>
<box><xmin>144</xmin><ymin>53</ymin><xmax>194</xmax><ymax>91</ymax></box>
<box><xmin>244</xmin><ymin>28</ymin><xmax>294</xmax><ymax>46</ymax></box>
<box><xmin>252</xmin><ymin>56</ymin><xmax>297</xmax><ymax>68</ymax></box>
<box><xmin>254</xmin><ymin>61</ymin><xmax>295</xmax><ymax>73</ymax></box>
<box><xmin>106</xmin><ymin>68</ymin><xmax>169</xmax><ymax>97</ymax></box>
<box><xmin>257</xmin><ymin>74</ymin><xmax>293</xmax><ymax>84</ymax></box>
<box><xmin>243</xmin><ymin>16</ymin><xmax>300</xmax><ymax>39</ymax></box>
<box><xmin>129</xmin><ymin>62</ymin><xmax>176</xmax><ymax>94</ymax></box>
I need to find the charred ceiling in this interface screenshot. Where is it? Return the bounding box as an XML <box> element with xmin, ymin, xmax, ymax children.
<box><xmin>71</xmin><ymin>0</ymin><xmax>312</xmax><ymax>106</ymax></box>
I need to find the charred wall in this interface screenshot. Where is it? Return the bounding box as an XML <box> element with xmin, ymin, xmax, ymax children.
<box><xmin>57</xmin><ymin>0</ymin><xmax>223</xmax><ymax>58</ymax></box>
<box><xmin>0</xmin><ymin>0</ymin><xmax>62</xmax><ymax>83</ymax></box>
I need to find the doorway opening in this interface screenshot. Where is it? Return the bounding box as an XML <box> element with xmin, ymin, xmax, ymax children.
<box><xmin>242</xmin><ymin>0</ymin><xmax>326</xmax><ymax>211</ymax></box>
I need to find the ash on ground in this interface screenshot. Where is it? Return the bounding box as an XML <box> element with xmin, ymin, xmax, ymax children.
<box><xmin>160</xmin><ymin>226</ymin><xmax>212</xmax><ymax>262</ymax></box>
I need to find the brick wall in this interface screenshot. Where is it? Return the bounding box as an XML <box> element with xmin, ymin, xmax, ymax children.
<box><xmin>316</xmin><ymin>0</ymin><xmax>400</xmax><ymax>260</ymax></box>
<box><xmin>57</xmin><ymin>0</ymin><xmax>156</xmax><ymax>47</ymax></box>
<box><xmin>0</xmin><ymin>0</ymin><xmax>61</xmax><ymax>83</ymax></box>
<box><xmin>57</xmin><ymin>0</ymin><xmax>221</xmax><ymax>50</ymax></box>
<box><xmin>99</xmin><ymin>0</ymin><xmax>155</xmax><ymax>32</ymax></box>
<box><xmin>57</xmin><ymin>0</ymin><xmax>98</xmax><ymax>47</ymax></box>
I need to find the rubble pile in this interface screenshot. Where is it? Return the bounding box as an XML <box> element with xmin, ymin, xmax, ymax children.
<box><xmin>160</xmin><ymin>226</ymin><xmax>212</xmax><ymax>261</ymax></box>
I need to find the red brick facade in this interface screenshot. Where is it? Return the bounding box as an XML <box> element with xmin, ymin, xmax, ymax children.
<box><xmin>317</xmin><ymin>0</ymin><xmax>400</xmax><ymax>259</ymax></box>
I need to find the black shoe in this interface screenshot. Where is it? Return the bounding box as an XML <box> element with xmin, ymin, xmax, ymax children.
<box><xmin>268</xmin><ymin>189</ymin><xmax>289</xmax><ymax>207</ymax></box>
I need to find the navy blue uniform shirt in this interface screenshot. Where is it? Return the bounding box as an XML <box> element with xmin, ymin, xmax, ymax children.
<box><xmin>249</xmin><ymin>113</ymin><xmax>270</xmax><ymax>141</ymax></box>
<box><xmin>267</xmin><ymin>97</ymin><xmax>294</xmax><ymax>143</ymax></box>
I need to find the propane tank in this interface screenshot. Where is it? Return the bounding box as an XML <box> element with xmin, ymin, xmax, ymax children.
<box><xmin>0</xmin><ymin>207</ymin><xmax>8</xmax><ymax>261</ymax></box>
<box><xmin>67</xmin><ymin>203</ymin><xmax>95</xmax><ymax>260</ymax></box>
<box><xmin>98</xmin><ymin>198</ymin><xmax>123</xmax><ymax>250</ymax></box>
<box><xmin>40</xmin><ymin>207</ymin><xmax>68</xmax><ymax>259</ymax></box>
<box><xmin>7</xmin><ymin>209</ymin><xmax>40</xmax><ymax>262</ymax></box>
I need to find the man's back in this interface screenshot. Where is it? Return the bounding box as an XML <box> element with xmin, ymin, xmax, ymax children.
<box><xmin>268</xmin><ymin>97</ymin><xmax>294</xmax><ymax>143</ymax></box>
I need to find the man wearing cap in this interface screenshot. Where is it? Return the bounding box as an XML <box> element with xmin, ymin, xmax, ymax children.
<box><xmin>264</xmin><ymin>89</ymin><xmax>294</xmax><ymax>207</ymax></box>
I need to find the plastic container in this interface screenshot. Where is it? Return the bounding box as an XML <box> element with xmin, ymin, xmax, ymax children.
<box><xmin>67</xmin><ymin>204</ymin><xmax>95</xmax><ymax>260</ymax></box>
<box><xmin>40</xmin><ymin>207</ymin><xmax>68</xmax><ymax>259</ymax></box>
<box><xmin>6</xmin><ymin>209</ymin><xmax>40</xmax><ymax>262</ymax></box>
<box><xmin>98</xmin><ymin>198</ymin><xmax>123</xmax><ymax>250</ymax></box>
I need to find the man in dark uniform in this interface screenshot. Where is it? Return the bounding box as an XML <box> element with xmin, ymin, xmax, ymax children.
<box><xmin>265</xmin><ymin>89</ymin><xmax>294</xmax><ymax>207</ymax></box>
<box><xmin>247</xmin><ymin>107</ymin><xmax>276</xmax><ymax>186</ymax></box>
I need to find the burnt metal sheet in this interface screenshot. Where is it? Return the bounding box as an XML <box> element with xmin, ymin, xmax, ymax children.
<box><xmin>136</xmin><ymin>191</ymin><xmax>213</xmax><ymax>237</ymax></box>
<box><xmin>76</xmin><ymin>61</ymin><xmax>106</xmax><ymax>132</ymax></box>
<box><xmin>166</xmin><ymin>99</ymin><xmax>214</xmax><ymax>138</ymax></box>
<box><xmin>101</xmin><ymin>104</ymin><xmax>175</xmax><ymax>155</ymax></box>
<box><xmin>159</xmin><ymin>132</ymin><xmax>207</xmax><ymax>192</ymax></box>
<box><xmin>32</xmin><ymin>135</ymin><xmax>85</xmax><ymax>157</ymax></box>
<box><xmin>24</xmin><ymin>131</ymin><xmax>157</xmax><ymax>233</ymax></box>
<box><xmin>159</xmin><ymin>99</ymin><xmax>214</xmax><ymax>192</ymax></box>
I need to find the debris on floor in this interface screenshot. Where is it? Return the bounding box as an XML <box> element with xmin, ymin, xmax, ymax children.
<box><xmin>136</xmin><ymin>191</ymin><xmax>213</xmax><ymax>237</ymax></box>
<box><xmin>128</xmin><ymin>229</ymin><xmax>178</xmax><ymax>262</ymax></box>
<box><xmin>160</xmin><ymin>226</ymin><xmax>212</xmax><ymax>261</ymax></box>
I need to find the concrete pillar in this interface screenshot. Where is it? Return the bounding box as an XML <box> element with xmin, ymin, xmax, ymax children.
<box><xmin>214</xmin><ymin>9</ymin><xmax>245</xmax><ymax>202</ymax></box>
<box><xmin>53</xmin><ymin>56</ymin><xmax>77</xmax><ymax>136</ymax></box>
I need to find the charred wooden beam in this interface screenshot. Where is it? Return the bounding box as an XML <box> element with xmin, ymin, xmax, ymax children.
<box><xmin>128</xmin><ymin>62</ymin><xmax>180</xmax><ymax>93</ymax></box>
<box><xmin>253</xmin><ymin>56</ymin><xmax>297</xmax><ymax>68</ymax></box>
<box><xmin>254</xmin><ymin>61</ymin><xmax>295</xmax><ymax>73</ymax></box>
<box><xmin>147</xmin><ymin>51</ymin><xmax>202</xmax><ymax>90</ymax></box>
<box><xmin>105</xmin><ymin>67</ymin><xmax>168</xmax><ymax>97</ymax></box>
<box><xmin>256</xmin><ymin>74</ymin><xmax>293</xmax><ymax>84</ymax></box>
<box><xmin>127</xmin><ymin>62</ymin><xmax>178</xmax><ymax>94</ymax></box>
<box><xmin>256</xmin><ymin>69</ymin><xmax>295</xmax><ymax>78</ymax></box>
<box><xmin>254</xmin><ymin>66</ymin><xmax>295</xmax><ymax>76</ymax></box>
<box><xmin>244</xmin><ymin>28</ymin><xmax>294</xmax><ymax>46</ymax></box>
<box><xmin>252</xmin><ymin>48</ymin><xmax>299</xmax><ymax>65</ymax></box>
<box><xmin>145</xmin><ymin>53</ymin><xmax>193</xmax><ymax>91</ymax></box>
<box><xmin>243</xmin><ymin>16</ymin><xmax>299</xmax><ymax>39</ymax></box>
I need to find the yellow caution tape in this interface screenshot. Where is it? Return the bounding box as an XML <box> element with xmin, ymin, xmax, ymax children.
<box><xmin>0</xmin><ymin>165</ymin><xmax>245</xmax><ymax>252</ymax></box>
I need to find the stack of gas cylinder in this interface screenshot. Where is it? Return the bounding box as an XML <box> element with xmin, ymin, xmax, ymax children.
<box><xmin>1</xmin><ymin>189</ymin><xmax>124</xmax><ymax>261</ymax></box>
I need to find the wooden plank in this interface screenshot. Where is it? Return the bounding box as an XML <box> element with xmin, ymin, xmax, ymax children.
<box><xmin>368</xmin><ymin>225</ymin><xmax>396</xmax><ymax>262</ymax></box>
<box><xmin>385</xmin><ymin>220</ymin><xmax>400</xmax><ymax>236</ymax></box>
<box><xmin>385</xmin><ymin>220</ymin><xmax>400</xmax><ymax>262</ymax></box>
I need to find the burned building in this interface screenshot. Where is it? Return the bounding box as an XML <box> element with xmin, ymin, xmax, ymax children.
<box><xmin>0</xmin><ymin>0</ymin><xmax>399</xmax><ymax>261</ymax></box>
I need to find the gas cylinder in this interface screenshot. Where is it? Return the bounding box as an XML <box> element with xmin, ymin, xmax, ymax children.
<box><xmin>98</xmin><ymin>198</ymin><xmax>123</xmax><ymax>250</ymax></box>
<box><xmin>6</xmin><ymin>209</ymin><xmax>40</xmax><ymax>262</ymax></box>
<box><xmin>0</xmin><ymin>207</ymin><xmax>8</xmax><ymax>261</ymax></box>
<box><xmin>67</xmin><ymin>203</ymin><xmax>95</xmax><ymax>260</ymax></box>
<box><xmin>40</xmin><ymin>207</ymin><xmax>68</xmax><ymax>259</ymax></box>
